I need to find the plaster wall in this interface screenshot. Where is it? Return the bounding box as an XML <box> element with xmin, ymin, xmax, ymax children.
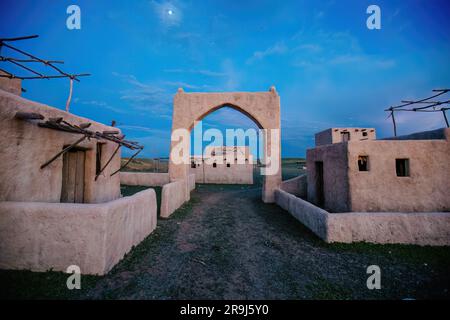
<box><xmin>280</xmin><ymin>174</ymin><xmax>307</xmax><ymax>198</ymax></box>
<box><xmin>0</xmin><ymin>89</ymin><xmax>121</xmax><ymax>203</ymax></box>
<box><xmin>315</xmin><ymin>128</ymin><xmax>376</xmax><ymax>146</ymax></box>
<box><xmin>0</xmin><ymin>71</ymin><xmax>22</xmax><ymax>95</ymax></box>
<box><xmin>275</xmin><ymin>188</ymin><xmax>328</xmax><ymax>240</ymax></box>
<box><xmin>306</xmin><ymin>143</ymin><xmax>350</xmax><ymax>212</ymax></box>
<box><xmin>160</xmin><ymin>179</ymin><xmax>190</xmax><ymax>218</ymax></box>
<box><xmin>120</xmin><ymin>172</ymin><xmax>170</xmax><ymax>187</ymax></box>
<box><xmin>188</xmin><ymin>173</ymin><xmax>196</xmax><ymax>191</ymax></box>
<box><xmin>190</xmin><ymin>146</ymin><xmax>254</xmax><ymax>184</ymax></box>
<box><xmin>347</xmin><ymin>138</ymin><xmax>450</xmax><ymax>212</ymax></box>
<box><xmin>0</xmin><ymin>189</ymin><xmax>157</xmax><ymax>275</ymax></box>
<box><xmin>275</xmin><ymin>188</ymin><xmax>450</xmax><ymax>246</ymax></box>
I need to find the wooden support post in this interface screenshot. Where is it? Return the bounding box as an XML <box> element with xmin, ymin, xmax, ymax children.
<box><xmin>95</xmin><ymin>144</ymin><xmax>121</xmax><ymax>181</ymax></box>
<box><xmin>110</xmin><ymin>148</ymin><xmax>143</xmax><ymax>177</ymax></box>
<box><xmin>442</xmin><ymin>109</ymin><xmax>449</xmax><ymax>128</ymax></box>
<box><xmin>15</xmin><ymin>111</ymin><xmax>44</xmax><ymax>120</ymax></box>
<box><xmin>40</xmin><ymin>135</ymin><xmax>86</xmax><ymax>169</ymax></box>
<box><xmin>391</xmin><ymin>110</ymin><xmax>397</xmax><ymax>137</ymax></box>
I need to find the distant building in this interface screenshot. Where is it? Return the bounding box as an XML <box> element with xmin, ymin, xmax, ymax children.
<box><xmin>190</xmin><ymin>146</ymin><xmax>254</xmax><ymax>184</ymax></box>
<box><xmin>315</xmin><ymin>127</ymin><xmax>376</xmax><ymax>146</ymax></box>
<box><xmin>307</xmin><ymin>128</ymin><xmax>450</xmax><ymax>212</ymax></box>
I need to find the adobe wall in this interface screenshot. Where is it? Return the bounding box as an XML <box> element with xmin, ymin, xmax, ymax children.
<box><xmin>120</xmin><ymin>172</ymin><xmax>170</xmax><ymax>186</ymax></box>
<box><xmin>327</xmin><ymin>211</ymin><xmax>450</xmax><ymax>245</ymax></box>
<box><xmin>315</xmin><ymin>128</ymin><xmax>376</xmax><ymax>146</ymax></box>
<box><xmin>347</xmin><ymin>137</ymin><xmax>450</xmax><ymax>212</ymax></box>
<box><xmin>193</xmin><ymin>162</ymin><xmax>253</xmax><ymax>184</ymax></box>
<box><xmin>0</xmin><ymin>89</ymin><xmax>121</xmax><ymax>203</ymax></box>
<box><xmin>188</xmin><ymin>173</ymin><xmax>196</xmax><ymax>191</ymax></box>
<box><xmin>280</xmin><ymin>174</ymin><xmax>307</xmax><ymax>198</ymax></box>
<box><xmin>275</xmin><ymin>188</ymin><xmax>450</xmax><ymax>246</ymax></box>
<box><xmin>0</xmin><ymin>189</ymin><xmax>157</xmax><ymax>275</ymax></box>
<box><xmin>160</xmin><ymin>179</ymin><xmax>191</xmax><ymax>218</ymax></box>
<box><xmin>274</xmin><ymin>188</ymin><xmax>328</xmax><ymax>240</ymax></box>
<box><xmin>306</xmin><ymin>143</ymin><xmax>350</xmax><ymax>212</ymax></box>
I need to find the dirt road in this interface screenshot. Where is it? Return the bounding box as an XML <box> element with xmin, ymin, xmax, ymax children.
<box><xmin>77</xmin><ymin>184</ymin><xmax>449</xmax><ymax>299</ymax></box>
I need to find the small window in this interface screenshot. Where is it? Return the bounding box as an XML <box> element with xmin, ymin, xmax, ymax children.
<box><xmin>95</xmin><ymin>143</ymin><xmax>103</xmax><ymax>175</ymax></box>
<box><xmin>227</xmin><ymin>163</ymin><xmax>231</xmax><ymax>167</ymax></box>
<box><xmin>358</xmin><ymin>156</ymin><xmax>369</xmax><ymax>171</ymax></box>
<box><xmin>342</xmin><ymin>132</ymin><xmax>350</xmax><ymax>142</ymax></box>
<box><xmin>213</xmin><ymin>162</ymin><xmax>217</xmax><ymax>168</ymax></box>
<box><xmin>396</xmin><ymin>159</ymin><xmax>410</xmax><ymax>177</ymax></box>
<box><xmin>191</xmin><ymin>161</ymin><xmax>196</xmax><ymax>168</ymax></box>
<box><xmin>362</xmin><ymin>131</ymin><xmax>368</xmax><ymax>137</ymax></box>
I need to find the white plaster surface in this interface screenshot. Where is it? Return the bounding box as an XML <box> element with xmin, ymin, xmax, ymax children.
<box><xmin>280</xmin><ymin>175</ymin><xmax>307</xmax><ymax>198</ymax></box>
<box><xmin>0</xmin><ymin>89</ymin><xmax>121</xmax><ymax>203</ymax></box>
<box><xmin>0</xmin><ymin>189</ymin><xmax>157</xmax><ymax>275</ymax></box>
<box><xmin>275</xmin><ymin>188</ymin><xmax>450</xmax><ymax>246</ymax></box>
<box><xmin>160</xmin><ymin>179</ymin><xmax>190</xmax><ymax>218</ymax></box>
<box><xmin>120</xmin><ymin>172</ymin><xmax>170</xmax><ymax>187</ymax></box>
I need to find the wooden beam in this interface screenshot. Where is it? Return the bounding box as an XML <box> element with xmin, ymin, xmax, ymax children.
<box><xmin>110</xmin><ymin>148</ymin><xmax>143</xmax><ymax>177</ymax></box>
<box><xmin>40</xmin><ymin>135</ymin><xmax>86</xmax><ymax>169</ymax></box>
<box><xmin>15</xmin><ymin>111</ymin><xmax>44</xmax><ymax>120</ymax></box>
<box><xmin>95</xmin><ymin>144</ymin><xmax>121</xmax><ymax>181</ymax></box>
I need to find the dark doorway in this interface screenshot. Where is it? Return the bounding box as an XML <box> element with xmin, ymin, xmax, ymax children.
<box><xmin>341</xmin><ymin>131</ymin><xmax>350</xmax><ymax>142</ymax></box>
<box><xmin>396</xmin><ymin>158</ymin><xmax>410</xmax><ymax>177</ymax></box>
<box><xmin>315</xmin><ymin>161</ymin><xmax>324</xmax><ymax>207</ymax></box>
<box><xmin>61</xmin><ymin>149</ymin><xmax>85</xmax><ymax>203</ymax></box>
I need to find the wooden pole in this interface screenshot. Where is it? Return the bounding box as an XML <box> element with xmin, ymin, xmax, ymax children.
<box><xmin>110</xmin><ymin>148</ymin><xmax>143</xmax><ymax>177</ymax></box>
<box><xmin>40</xmin><ymin>135</ymin><xmax>86</xmax><ymax>169</ymax></box>
<box><xmin>65</xmin><ymin>78</ymin><xmax>73</xmax><ymax>112</ymax></box>
<box><xmin>443</xmin><ymin>109</ymin><xmax>449</xmax><ymax>128</ymax></box>
<box><xmin>391</xmin><ymin>110</ymin><xmax>397</xmax><ymax>137</ymax></box>
<box><xmin>95</xmin><ymin>144</ymin><xmax>121</xmax><ymax>181</ymax></box>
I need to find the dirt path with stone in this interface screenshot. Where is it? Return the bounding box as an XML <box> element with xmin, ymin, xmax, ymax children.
<box><xmin>78</xmin><ymin>184</ymin><xmax>450</xmax><ymax>300</ymax></box>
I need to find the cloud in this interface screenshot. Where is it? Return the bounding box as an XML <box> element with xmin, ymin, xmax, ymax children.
<box><xmin>118</xmin><ymin>125</ymin><xmax>169</xmax><ymax>136</ymax></box>
<box><xmin>112</xmin><ymin>72</ymin><xmax>173</xmax><ymax>118</ymax></box>
<box><xmin>329</xmin><ymin>54</ymin><xmax>396</xmax><ymax>69</ymax></box>
<box><xmin>78</xmin><ymin>99</ymin><xmax>129</xmax><ymax>114</ymax></box>
<box><xmin>163</xmin><ymin>69</ymin><xmax>227</xmax><ymax>77</ymax></box>
<box><xmin>246</xmin><ymin>41</ymin><xmax>288</xmax><ymax>64</ymax></box>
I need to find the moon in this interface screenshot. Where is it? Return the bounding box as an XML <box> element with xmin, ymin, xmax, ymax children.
<box><xmin>167</xmin><ymin>9</ymin><xmax>173</xmax><ymax>15</ymax></box>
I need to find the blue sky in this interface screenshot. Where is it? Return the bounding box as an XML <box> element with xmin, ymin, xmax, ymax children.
<box><xmin>1</xmin><ymin>0</ymin><xmax>449</xmax><ymax>158</ymax></box>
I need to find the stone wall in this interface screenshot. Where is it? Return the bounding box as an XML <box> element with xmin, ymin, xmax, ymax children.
<box><xmin>0</xmin><ymin>189</ymin><xmax>157</xmax><ymax>275</ymax></box>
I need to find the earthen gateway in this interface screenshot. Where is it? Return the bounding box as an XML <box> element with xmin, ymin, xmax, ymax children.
<box><xmin>169</xmin><ymin>87</ymin><xmax>281</xmax><ymax>203</ymax></box>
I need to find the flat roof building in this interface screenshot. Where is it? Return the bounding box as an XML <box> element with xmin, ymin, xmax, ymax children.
<box><xmin>307</xmin><ymin>127</ymin><xmax>450</xmax><ymax>213</ymax></box>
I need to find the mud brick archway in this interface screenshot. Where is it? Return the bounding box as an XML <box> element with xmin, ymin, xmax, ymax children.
<box><xmin>169</xmin><ymin>87</ymin><xmax>281</xmax><ymax>203</ymax></box>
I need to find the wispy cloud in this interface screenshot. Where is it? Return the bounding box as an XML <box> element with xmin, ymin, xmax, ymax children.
<box><xmin>246</xmin><ymin>41</ymin><xmax>288</xmax><ymax>64</ymax></box>
<box><xmin>112</xmin><ymin>72</ymin><xmax>173</xmax><ymax>118</ymax></box>
<box><xmin>163</xmin><ymin>69</ymin><xmax>227</xmax><ymax>77</ymax></box>
<box><xmin>78</xmin><ymin>99</ymin><xmax>129</xmax><ymax>114</ymax></box>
